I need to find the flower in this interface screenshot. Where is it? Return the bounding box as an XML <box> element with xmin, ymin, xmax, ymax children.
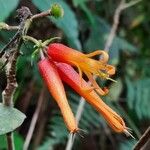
<box><xmin>38</xmin><ymin>58</ymin><xmax>78</xmax><ymax>133</ymax></box>
<box><xmin>55</xmin><ymin>62</ymin><xmax>132</xmax><ymax>136</ymax></box>
<box><xmin>37</xmin><ymin>43</ymin><xmax>133</xmax><ymax>137</ymax></box>
<box><xmin>47</xmin><ymin>43</ymin><xmax>116</xmax><ymax>96</ymax></box>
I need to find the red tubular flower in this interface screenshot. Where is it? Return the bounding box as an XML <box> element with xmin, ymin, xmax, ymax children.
<box><xmin>47</xmin><ymin>43</ymin><xmax>116</xmax><ymax>96</ymax></box>
<box><xmin>38</xmin><ymin>58</ymin><xmax>78</xmax><ymax>133</ymax></box>
<box><xmin>55</xmin><ymin>62</ymin><xmax>132</xmax><ymax>135</ymax></box>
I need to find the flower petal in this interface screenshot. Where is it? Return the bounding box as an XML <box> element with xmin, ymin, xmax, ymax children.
<box><xmin>56</xmin><ymin>62</ymin><xmax>129</xmax><ymax>134</ymax></box>
<box><xmin>38</xmin><ymin>58</ymin><xmax>78</xmax><ymax>133</ymax></box>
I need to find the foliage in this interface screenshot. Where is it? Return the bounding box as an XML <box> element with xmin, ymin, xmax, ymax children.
<box><xmin>0</xmin><ymin>103</ymin><xmax>26</xmax><ymax>135</ymax></box>
<box><xmin>0</xmin><ymin>0</ymin><xmax>19</xmax><ymax>21</ymax></box>
<box><xmin>0</xmin><ymin>0</ymin><xmax>149</xmax><ymax>150</ymax></box>
<box><xmin>119</xmin><ymin>139</ymin><xmax>137</xmax><ymax>150</ymax></box>
<box><xmin>0</xmin><ymin>132</ymin><xmax>24</xmax><ymax>150</ymax></box>
<box><xmin>32</xmin><ymin>0</ymin><xmax>81</xmax><ymax>49</ymax></box>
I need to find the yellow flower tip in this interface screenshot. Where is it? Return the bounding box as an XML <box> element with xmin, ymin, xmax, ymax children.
<box><xmin>106</xmin><ymin>65</ymin><xmax>116</xmax><ymax>75</ymax></box>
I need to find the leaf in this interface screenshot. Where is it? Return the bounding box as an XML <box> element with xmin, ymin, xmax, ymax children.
<box><xmin>0</xmin><ymin>0</ymin><xmax>19</xmax><ymax>21</ymax></box>
<box><xmin>0</xmin><ymin>103</ymin><xmax>26</xmax><ymax>135</ymax></box>
<box><xmin>119</xmin><ymin>139</ymin><xmax>137</xmax><ymax>150</ymax></box>
<box><xmin>0</xmin><ymin>132</ymin><xmax>24</xmax><ymax>150</ymax></box>
<box><xmin>130</xmin><ymin>14</ymin><xmax>145</xmax><ymax>28</ymax></box>
<box><xmin>32</xmin><ymin>0</ymin><xmax>81</xmax><ymax>49</ymax></box>
<box><xmin>84</xmin><ymin>16</ymin><xmax>137</xmax><ymax>64</ymax></box>
<box><xmin>126</xmin><ymin>77</ymin><xmax>150</xmax><ymax>119</ymax></box>
<box><xmin>76</xmin><ymin>3</ymin><xmax>97</xmax><ymax>29</ymax></box>
<box><xmin>72</xmin><ymin>0</ymin><xmax>87</xmax><ymax>7</ymax></box>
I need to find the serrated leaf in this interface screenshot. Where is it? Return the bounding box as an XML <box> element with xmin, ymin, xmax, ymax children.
<box><xmin>0</xmin><ymin>0</ymin><xmax>19</xmax><ymax>21</ymax></box>
<box><xmin>0</xmin><ymin>103</ymin><xmax>26</xmax><ymax>135</ymax></box>
<box><xmin>32</xmin><ymin>0</ymin><xmax>81</xmax><ymax>49</ymax></box>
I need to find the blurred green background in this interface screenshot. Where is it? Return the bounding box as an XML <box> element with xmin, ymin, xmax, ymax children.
<box><xmin>0</xmin><ymin>0</ymin><xmax>150</xmax><ymax>150</ymax></box>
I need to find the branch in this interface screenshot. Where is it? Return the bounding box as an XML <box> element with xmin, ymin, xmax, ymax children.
<box><xmin>0</xmin><ymin>22</ymin><xmax>19</xmax><ymax>30</ymax></box>
<box><xmin>104</xmin><ymin>0</ymin><xmax>125</xmax><ymax>50</ymax></box>
<box><xmin>6</xmin><ymin>132</ymin><xmax>15</xmax><ymax>150</ymax></box>
<box><xmin>2</xmin><ymin>6</ymin><xmax>32</xmax><ymax>105</ymax></box>
<box><xmin>0</xmin><ymin>7</ymin><xmax>32</xmax><ymax>58</ymax></box>
<box><xmin>23</xmin><ymin>88</ymin><xmax>45</xmax><ymax>150</ymax></box>
<box><xmin>104</xmin><ymin>0</ymin><xmax>141</xmax><ymax>51</ymax></box>
<box><xmin>2</xmin><ymin>50</ymin><xmax>19</xmax><ymax>106</ymax></box>
<box><xmin>133</xmin><ymin>126</ymin><xmax>150</xmax><ymax>150</ymax></box>
<box><xmin>0</xmin><ymin>5</ymin><xmax>63</xmax><ymax>149</ymax></box>
<box><xmin>1</xmin><ymin>7</ymin><xmax>32</xmax><ymax>150</ymax></box>
<box><xmin>65</xmin><ymin>0</ymin><xmax>141</xmax><ymax>150</ymax></box>
<box><xmin>31</xmin><ymin>11</ymin><xmax>51</xmax><ymax>20</ymax></box>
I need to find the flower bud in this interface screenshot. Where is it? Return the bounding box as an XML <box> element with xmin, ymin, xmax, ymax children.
<box><xmin>50</xmin><ymin>4</ymin><xmax>64</xmax><ymax>18</ymax></box>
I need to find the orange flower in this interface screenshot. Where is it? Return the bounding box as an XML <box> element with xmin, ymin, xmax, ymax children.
<box><xmin>55</xmin><ymin>62</ymin><xmax>132</xmax><ymax>136</ymax></box>
<box><xmin>47</xmin><ymin>43</ymin><xmax>116</xmax><ymax>96</ymax></box>
<box><xmin>38</xmin><ymin>58</ymin><xmax>78</xmax><ymax>133</ymax></box>
<box><xmin>37</xmin><ymin>43</ymin><xmax>133</xmax><ymax>137</ymax></box>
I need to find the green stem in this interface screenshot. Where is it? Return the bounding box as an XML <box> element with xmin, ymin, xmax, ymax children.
<box><xmin>43</xmin><ymin>37</ymin><xmax>61</xmax><ymax>46</ymax></box>
<box><xmin>22</xmin><ymin>35</ymin><xmax>39</xmax><ymax>45</ymax></box>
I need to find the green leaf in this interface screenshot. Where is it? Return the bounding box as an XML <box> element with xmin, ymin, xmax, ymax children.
<box><xmin>126</xmin><ymin>77</ymin><xmax>150</xmax><ymax>119</ymax></box>
<box><xmin>0</xmin><ymin>132</ymin><xmax>24</xmax><ymax>150</ymax></box>
<box><xmin>72</xmin><ymin>0</ymin><xmax>87</xmax><ymax>7</ymax></box>
<box><xmin>0</xmin><ymin>0</ymin><xmax>19</xmax><ymax>21</ymax></box>
<box><xmin>79</xmin><ymin>3</ymin><xmax>96</xmax><ymax>26</ymax></box>
<box><xmin>119</xmin><ymin>139</ymin><xmax>137</xmax><ymax>150</ymax></box>
<box><xmin>84</xmin><ymin>16</ymin><xmax>137</xmax><ymax>64</ymax></box>
<box><xmin>0</xmin><ymin>103</ymin><xmax>26</xmax><ymax>135</ymax></box>
<box><xmin>32</xmin><ymin>0</ymin><xmax>81</xmax><ymax>49</ymax></box>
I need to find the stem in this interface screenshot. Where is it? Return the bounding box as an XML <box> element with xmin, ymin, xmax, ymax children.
<box><xmin>6</xmin><ymin>132</ymin><xmax>15</xmax><ymax>150</ymax></box>
<box><xmin>122</xmin><ymin>0</ymin><xmax>142</xmax><ymax>10</ymax></box>
<box><xmin>65</xmin><ymin>99</ymin><xmax>85</xmax><ymax>150</ymax></box>
<box><xmin>104</xmin><ymin>0</ymin><xmax>125</xmax><ymax>51</ymax></box>
<box><xmin>43</xmin><ymin>37</ymin><xmax>61</xmax><ymax>45</ymax></box>
<box><xmin>7</xmin><ymin>26</ymin><xmax>19</xmax><ymax>30</ymax></box>
<box><xmin>40</xmin><ymin>50</ymin><xmax>45</xmax><ymax>60</ymax></box>
<box><xmin>2</xmin><ymin>50</ymin><xmax>19</xmax><ymax>106</ymax></box>
<box><xmin>31</xmin><ymin>11</ymin><xmax>51</xmax><ymax>20</ymax></box>
<box><xmin>23</xmin><ymin>88</ymin><xmax>45</xmax><ymax>150</ymax></box>
<box><xmin>1</xmin><ymin>7</ymin><xmax>32</xmax><ymax>150</ymax></box>
<box><xmin>0</xmin><ymin>23</ymin><xmax>19</xmax><ymax>30</ymax></box>
<box><xmin>133</xmin><ymin>126</ymin><xmax>150</xmax><ymax>150</ymax></box>
<box><xmin>22</xmin><ymin>35</ymin><xmax>39</xmax><ymax>45</ymax></box>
